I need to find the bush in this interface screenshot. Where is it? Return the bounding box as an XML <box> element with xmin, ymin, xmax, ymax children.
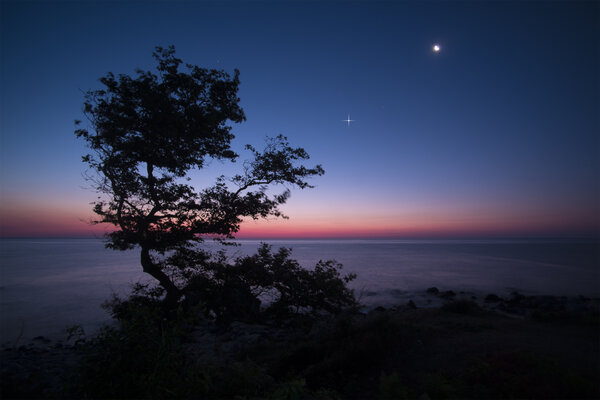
<box><xmin>64</xmin><ymin>243</ymin><xmax>358</xmax><ymax>398</ymax></box>
<box><xmin>461</xmin><ymin>351</ymin><xmax>599</xmax><ymax>399</ymax></box>
<box><xmin>379</xmin><ymin>372</ymin><xmax>409</xmax><ymax>400</ymax></box>
<box><xmin>181</xmin><ymin>244</ymin><xmax>359</xmax><ymax>323</ymax></box>
<box><xmin>68</xmin><ymin>291</ymin><xmax>346</xmax><ymax>399</ymax></box>
<box><xmin>68</xmin><ymin>295</ymin><xmax>206</xmax><ymax>398</ymax></box>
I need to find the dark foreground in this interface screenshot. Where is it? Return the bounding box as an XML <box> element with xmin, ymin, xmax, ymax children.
<box><xmin>2</xmin><ymin>292</ymin><xmax>599</xmax><ymax>399</ymax></box>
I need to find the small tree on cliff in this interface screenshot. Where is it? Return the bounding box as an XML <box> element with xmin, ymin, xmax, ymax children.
<box><xmin>76</xmin><ymin>46</ymin><xmax>324</xmax><ymax>306</ymax></box>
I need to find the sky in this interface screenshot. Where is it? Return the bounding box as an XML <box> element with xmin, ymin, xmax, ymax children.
<box><xmin>0</xmin><ymin>0</ymin><xmax>598</xmax><ymax>239</ymax></box>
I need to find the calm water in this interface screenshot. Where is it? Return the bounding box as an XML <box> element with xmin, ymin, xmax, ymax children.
<box><xmin>1</xmin><ymin>238</ymin><xmax>599</xmax><ymax>343</ymax></box>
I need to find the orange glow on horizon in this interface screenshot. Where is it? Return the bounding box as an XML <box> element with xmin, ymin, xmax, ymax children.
<box><xmin>0</xmin><ymin>198</ymin><xmax>110</xmax><ymax>238</ymax></box>
<box><xmin>234</xmin><ymin>212</ymin><xmax>600</xmax><ymax>239</ymax></box>
<box><xmin>1</xmin><ymin>200</ymin><xmax>598</xmax><ymax>239</ymax></box>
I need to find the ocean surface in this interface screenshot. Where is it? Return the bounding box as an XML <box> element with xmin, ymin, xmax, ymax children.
<box><xmin>1</xmin><ymin>238</ymin><xmax>599</xmax><ymax>344</ymax></box>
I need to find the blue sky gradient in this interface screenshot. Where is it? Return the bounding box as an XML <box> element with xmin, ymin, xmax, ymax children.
<box><xmin>1</xmin><ymin>1</ymin><xmax>598</xmax><ymax>238</ymax></box>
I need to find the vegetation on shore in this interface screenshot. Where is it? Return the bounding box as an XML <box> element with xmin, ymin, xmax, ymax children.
<box><xmin>2</xmin><ymin>287</ymin><xmax>598</xmax><ymax>399</ymax></box>
<box><xmin>75</xmin><ymin>46</ymin><xmax>327</xmax><ymax>308</ymax></box>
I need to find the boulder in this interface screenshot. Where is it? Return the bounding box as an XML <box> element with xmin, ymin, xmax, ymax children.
<box><xmin>484</xmin><ymin>294</ymin><xmax>502</xmax><ymax>303</ymax></box>
<box><xmin>440</xmin><ymin>290</ymin><xmax>456</xmax><ymax>299</ymax></box>
<box><xmin>426</xmin><ymin>287</ymin><xmax>440</xmax><ymax>295</ymax></box>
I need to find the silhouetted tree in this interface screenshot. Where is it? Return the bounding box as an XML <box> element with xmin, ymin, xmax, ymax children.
<box><xmin>76</xmin><ymin>46</ymin><xmax>324</xmax><ymax>306</ymax></box>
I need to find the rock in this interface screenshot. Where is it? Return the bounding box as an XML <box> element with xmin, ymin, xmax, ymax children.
<box><xmin>485</xmin><ymin>294</ymin><xmax>502</xmax><ymax>303</ymax></box>
<box><xmin>426</xmin><ymin>287</ymin><xmax>439</xmax><ymax>294</ymax></box>
<box><xmin>497</xmin><ymin>302</ymin><xmax>526</xmax><ymax>316</ymax></box>
<box><xmin>0</xmin><ymin>342</ymin><xmax>81</xmax><ymax>398</ymax></box>
<box><xmin>33</xmin><ymin>336</ymin><xmax>51</xmax><ymax>344</ymax></box>
<box><xmin>240</xmin><ymin>333</ymin><xmax>262</xmax><ymax>344</ymax></box>
<box><xmin>508</xmin><ymin>291</ymin><xmax>526</xmax><ymax>304</ymax></box>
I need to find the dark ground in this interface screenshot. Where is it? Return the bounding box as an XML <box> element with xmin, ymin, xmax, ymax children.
<box><xmin>1</xmin><ymin>292</ymin><xmax>599</xmax><ymax>399</ymax></box>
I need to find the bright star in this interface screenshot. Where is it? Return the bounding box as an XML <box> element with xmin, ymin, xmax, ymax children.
<box><xmin>433</xmin><ymin>44</ymin><xmax>441</xmax><ymax>52</ymax></box>
<box><xmin>342</xmin><ymin>114</ymin><xmax>354</xmax><ymax>127</ymax></box>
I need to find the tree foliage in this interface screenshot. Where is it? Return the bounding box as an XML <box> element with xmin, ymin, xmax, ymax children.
<box><xmin>76</xmin><ymin>46</ymin><xmax>357</xmax><ymax>314</ymax></box>
<box><xmin>182</xmin><ymin>244</ymin><xmax>358</xmax><ymax>322</ymax></box>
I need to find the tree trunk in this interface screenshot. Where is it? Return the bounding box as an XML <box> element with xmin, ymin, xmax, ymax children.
<box><xmin>140</xmin><ymin>246</ymin><xmax>182</xmax><ymax>307</ymax></box>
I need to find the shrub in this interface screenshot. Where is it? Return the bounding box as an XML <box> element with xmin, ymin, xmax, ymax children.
<box><xmin>68</xmin><ymin>296</ymin><xmax>205</xmax><ymax>398</ymax></box>
<box><xmin>379</xmin><ymin>371</ymin><xmax>409</xmax><ymax>400</ymax></box>
<box><xmin>182</xmin><ymin>244</ymin><xmax>359</xmax><ymax>323</ymax></box>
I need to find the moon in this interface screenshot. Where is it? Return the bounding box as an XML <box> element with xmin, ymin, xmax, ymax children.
<box><xmin>433</xmin><ymin>44</ymin><xmax>441</xmax><ymax>53</ymax></box>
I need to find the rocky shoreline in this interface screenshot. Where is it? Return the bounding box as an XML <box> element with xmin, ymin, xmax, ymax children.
<box><xmin>2</xmin><ymin>290</ymin><xmax>599</xmax><ymax>398</ymax></box>
<box><xmin>422</xmin><ymin>287</ymin><xmax>600</xmax><ymax>317</ymax></box>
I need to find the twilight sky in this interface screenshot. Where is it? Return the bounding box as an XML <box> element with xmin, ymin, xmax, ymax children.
<box><xmin>1</xmin><ymin>1</ymin><xmax>598</xmax><ymax>239</ymax></box>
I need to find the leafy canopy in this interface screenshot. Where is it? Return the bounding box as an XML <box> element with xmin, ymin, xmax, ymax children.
<box><xmin>76</xmin><ymin>46</ymin><xmax>336</xmax><ymax>308</ymax></box>
<box><xmin>76</xmin><ymin>46</ymin><xmax>324</xmax><ymax>254</ymax></box>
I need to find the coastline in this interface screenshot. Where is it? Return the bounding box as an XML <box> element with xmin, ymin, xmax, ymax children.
<box><xmin>2</xmin><ymin>289</ymin><xmax>599</xmax><ymax>399</ymax></box>
<box><xmin>2</xmin><ymin>238</ymin><xmax>599</xmax><ymax>345</ymax></box>
<box><xmin>3</xmin><ymin>284</ymin><xmax>599</xmax><ymax>346</ymax></box>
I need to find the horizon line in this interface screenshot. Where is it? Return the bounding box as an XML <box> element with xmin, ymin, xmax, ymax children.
<box><xmin>1</xmin><ymin>233</ymin><xmax>599</xmax><ymax>241</ymax></box>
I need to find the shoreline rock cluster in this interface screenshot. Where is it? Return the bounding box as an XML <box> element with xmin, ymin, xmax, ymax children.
<box><xmin>2</xmin><ymin>290</ymin><xmax>599</xmax><ymax>398</ymax></box>
<box><xmin>1</xmin><ymin>337</ymin><xmax>80</xmax><ymax>398</ymax></box>
<box><xmin>421</xmin><ymin>287</ymin><xmax>600</xmax><ymax>318</ymax></box>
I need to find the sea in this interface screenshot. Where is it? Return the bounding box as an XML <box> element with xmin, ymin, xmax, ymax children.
<box><xmin>1</xmin><ymin>238</ymin><xmax>599</xmax><ymax>344</ymax></box>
